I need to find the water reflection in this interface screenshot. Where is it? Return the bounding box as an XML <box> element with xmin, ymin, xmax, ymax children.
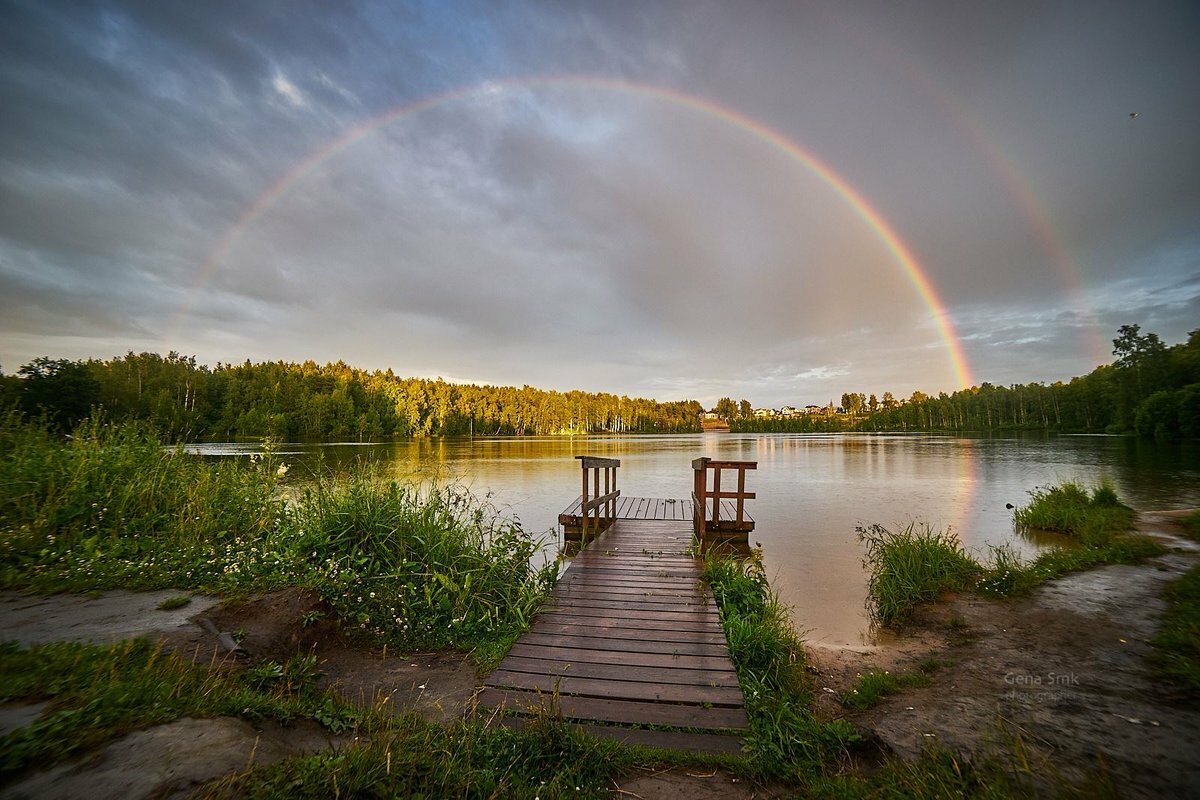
<box><xmin>190</xmin><ymin>433</ymin><xmax>1200</xmax><ymax>647</ymax></box>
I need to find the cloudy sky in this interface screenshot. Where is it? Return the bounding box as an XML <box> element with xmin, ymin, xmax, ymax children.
<box><xmin>2</xmin><ymin>1</ymin><xmax>1197</xmax><ymax>407</ymax></box>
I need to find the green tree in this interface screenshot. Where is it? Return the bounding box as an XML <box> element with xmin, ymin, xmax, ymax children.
<box><xmin>18</xmin><ymin>358</ymin><xmax>100</xmax><ymax>430</ymax></box>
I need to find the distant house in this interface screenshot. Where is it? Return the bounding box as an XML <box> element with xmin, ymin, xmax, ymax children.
<box><xmin>701</xmin><ymin>411</ymin><xmax>722</xmax><ymax>421</ymax></box>
<box><xmin>803</xmin><ymin>405</ymin><xmax>824</xmax><ymax>415</ymax></box>
<box><xmin>753</xmin><ymin>408</ymin><xmax>777</xmax><ymax>419</ymax></box>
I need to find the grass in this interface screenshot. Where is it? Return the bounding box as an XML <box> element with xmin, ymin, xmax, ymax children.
<box><xmin>856</xmin><ymin>523</ymin><xmax>980</xmax><ymax>627</ymax></box>
<box><xmin>1183</xmin><ymin>509</ymin><xmax>1200</xmax><ymax>541</ymax></box>
<box><xmin>1013</xmin><ymin>481</ymin><xmax>1134</xmax><ymax>542</ymax></box>
<box><xmin>1151</xmin><ymin>564</ymin><xmax>1200</xmax><ymax>696</ymax></box>
<box><xmin>860</xmin><ymin>483</ymin><xmax>1166</xmax><ymax>627</ymax></box>
<box><xmin>157</xmin><ymin>595</ymin><xmax>191</xmax><ymax>610</ymax></box>
<box><xmin>0</xmin><ymin>418</ymin><xmax>1147</xmax><ymax>796</ymax></box>
<box><xmin>0</xmin><ymin>414</ymin><xmax>554</xmax><ymax>661</ymax></box>
<box><xmin>839</xmin><ymin>664</ymin><xmax>936</xmax><ymax>711</ymax></box>
<box><xmin>702</xmin><ymin>551</ymin><xmax>861</xmax><ymax>782</ymax></box>
<box><xmin>0</xmin><ymin>639</ymin><xmax>359</xmax><ymax>780</ymax></box>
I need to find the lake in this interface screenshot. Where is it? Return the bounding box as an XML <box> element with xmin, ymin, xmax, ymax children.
<box><xmin>187</xmin><ymin>432</ymin><xmax>1200</xmax><ymax>648</ymax></box>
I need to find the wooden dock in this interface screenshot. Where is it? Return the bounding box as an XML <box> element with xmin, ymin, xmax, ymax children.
<box><xmin>477</xmin><ymin>516</ymin><xmax>748</xmax><ymax>753</ymax></box>
<box><xmin>477</xmin><ymin>456</ymin><xmax>760</xmax><ymax>754</ymax></box>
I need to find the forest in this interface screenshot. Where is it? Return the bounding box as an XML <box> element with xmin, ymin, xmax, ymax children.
<box><xmin>731</xmin><ymin>325</ymin><xmax>1199</xmax><ymax>438</ymax></box>
<box><xmin>2</xmin><ymin>325</ymin><xmax>1196</xmax><ymax>441</ymax></box>
<box><xmin>0</xmin><ymin>355</ymin><xmax>702</xmax><ymax>440</ymax></box>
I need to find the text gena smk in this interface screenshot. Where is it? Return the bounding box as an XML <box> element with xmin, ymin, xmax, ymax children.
<box><xmin>1004</xmin><ymin>672</ymin><xmax>1079</xmax><ymax>687</ymax></box>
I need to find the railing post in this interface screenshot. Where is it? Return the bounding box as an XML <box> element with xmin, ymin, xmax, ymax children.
<box><xmin>691</xmin><ymin>457</ymin><xmax>709</xmax><ymax>541</ymax></box>
<box><xmin>691</xmin><ymin>457</ymin><xmax>757</xmax><ymax>550</ymax></box>
<box><xmin>572</xmin><ymin>456</ymin><xmax>621</xmax><ymax>549</ymax></box>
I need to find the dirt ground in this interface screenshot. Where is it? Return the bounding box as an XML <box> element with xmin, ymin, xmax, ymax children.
<box><xmin>806</xmin><ymin>511</ymin><xmax>1200</xmax><ymax>799</ymax></box>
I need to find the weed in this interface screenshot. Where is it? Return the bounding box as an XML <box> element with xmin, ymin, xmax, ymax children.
<box><xmin>703</xmin><ymin>551</ymin><xmax>861</xmax><ymax>782</ymax></box>
<box><xmin>1183</xmin><ymin>509</ymin><xmax>1200</xmax><ymax>541</ymax></box>
<box><xmin>1151</xmin><ymin>564</ymin><xmax>1200</xmax><ymax>696</ymax></box>
<box><xmin>857</xmin><ymin>522</ymin><xmax>979</xmax><ymax>627</ymax></box>
<box><xmin>156</xmin><ymin>595</ymin><xmax>191</xmax><ymax>610</ymax></box>
<box><xmin>0</xmin><ymin>415</ymin><xmax>554</xmax><ymax>660</ymax></box>
<box><xmin>839</xmin><ymin>670</ymin><xmax>931</xmax><ymax>711</ymax></box>
<box><xmin>1013</xmin><ymin>481</ymin><xmax>1134</xmax><ymax>540</ymax></box>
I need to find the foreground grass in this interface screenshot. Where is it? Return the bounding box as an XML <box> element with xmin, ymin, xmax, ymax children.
<box><xmin>0</xmin><ymin>414</ymin><xmax>553</xmax><ymax>660</ymax></box>
<box><xmin>1152</xmin><ymin>564</ymin><xmax>1200</xmax><ymax>696</ymax></box>
<box><xmin>1184</xmin><ymin>509</ymin><xmax>1200</xmax><ymax>541</ymax></box>
<box><xmin>861</xmin><ymin>483</ymin><xmax>1165</xmax><ymax>626</ymax></box>
<box><xmin>703</xmin><ymin>552</ymin><xmax>859</xmax><ymax>781</ymax></box>
<box><xmin>840</xmin><ymin>662</ymin><xmax>937</xmax><ymax>711</ymax></box>
<box><xmin>0</xmin><ymin>639</ymin><xmax>361</xmax><ymax>780</ymax></box>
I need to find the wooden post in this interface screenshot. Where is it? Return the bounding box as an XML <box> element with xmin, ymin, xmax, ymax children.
<box><xmin>712</xmin><ymin>466</ymin><xmax>721</xmax><ymax>528</ymax></box>
<box><xmin>580</xmin><ymin>463</ymin><xmax>590</xmax><ymax>546</ymax></box>
<box><xmin>736</xmin><ymin>466</ymin><xmax>746</xmax><ymax>528</ymax></box>
<box><xmin>692</xmin><ymin>458</ymin><xmax>757</xmax><ymax>549</ymax></box>
<box><xmin>572</xmin><ymin>456</ymin><xmax>621</xmax><ymax>548</ymax></box>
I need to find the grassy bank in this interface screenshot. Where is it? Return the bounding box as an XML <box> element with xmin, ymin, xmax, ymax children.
<box><xmin>861</xmin><ymin>482</ymin><xmax>1165</xmax><ymax>626</ymax></box>
<box><xmin>1152</xmin><ymin>564</ymin><xmax>1200</xmax><ymax>696</ymax></box>
<box><xmin>1184</xmin><ymin>509</ymin><xmax>1200</xmax><ymax>541</ymax></box>
<box><xmin>0</xmin><ymin>414</ymin><xmax>552</xmax><ymax>660</ymax></box>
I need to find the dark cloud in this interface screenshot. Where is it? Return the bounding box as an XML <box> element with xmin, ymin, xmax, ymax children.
<box><xmin>2</xmin><ymin>0</ymin><xmax>1198</xmax><ymax>405</ymax></box>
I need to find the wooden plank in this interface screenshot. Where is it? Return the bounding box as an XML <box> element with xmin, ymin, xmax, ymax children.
<box><xmin>488</xmin><ymin>514</ymin><xmax>746</xmax><ymax>747</ymax></box>
<box><xmin>485</xmin><ymin>671</ymin><xmax>744</xmax><ymax>707</ymax></box>
<box><xmin>537</xmin><ymin>605</ymin><xmax>720</xmax><ymax>623</ymax></box>
<box><xmin>550</xmin><ymin>594</ymin><xmax>708</xmax><ymax>610</ymax></box>
<box><xmin>477</xmin><ymin>688</ymin><xmax>748</xmax><ymax>730</ymax></box>
<box><xmin>541</xmin><ymin>598</ymin><xmax>710</xmax><ymax>614</ymax></box>
<box><xmin>496</xmin><ymin>656</ymin><xmax>739</xmax><ymax>687</ymax></box>
<box><xmin>531</xmin><ymin>611</ymin><xmax>726</xmax><ymax>634</ymax></box>
<box><xmin>555</xmin><ymin>584</ymin><xmax>702</xmax><ymax>599</ymax></box>
<box><xmin>528</xmin><ymin>621</ymin><xmax>728</xmax><ymax>644</ymax></box>
<box><xmin>506</xmin><ymin>643</ymin><xmax>734</xmax><ymax>671</ymax></box>
<box><xmin>517</xmin><ymin>632</ymin><xmax>730</xmax><ymax>657</ymax></box>
<box><xmin>576</xmin><ymin>455</ymin><xmax>620</xmax><ymax>469</ymax></box>
<box><xmin>493</xmin><ymin>716</ymin><xmax>745</xmax><ymax>755</ymax></box>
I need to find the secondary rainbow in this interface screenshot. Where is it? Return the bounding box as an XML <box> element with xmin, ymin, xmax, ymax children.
<box><xmin>182</xmin><ymin>76</ymin><xmax>974</xmax><ymax>389</ymax></box>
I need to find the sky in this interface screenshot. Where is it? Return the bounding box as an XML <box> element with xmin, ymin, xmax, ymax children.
<box><xmin>1</xmin><ymin>0</ymin><xmax>1198</xmax><ymax>408</ymax></box>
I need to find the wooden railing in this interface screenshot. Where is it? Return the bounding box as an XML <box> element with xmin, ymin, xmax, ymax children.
<box><xmin>577</xmin><ymin>455</ymin><xmax>621</xmax><ymax>546</ymax></box>
<box><xmin>692</xmin><ymin>457</ymin><xmax>756</xmax><ymax>547</ymax></box>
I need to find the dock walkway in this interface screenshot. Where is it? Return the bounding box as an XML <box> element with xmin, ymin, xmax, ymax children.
<box><xmin>477</xmin><ymin>515</ymin><xmax>748</xmax><ymax>754</ymax></box>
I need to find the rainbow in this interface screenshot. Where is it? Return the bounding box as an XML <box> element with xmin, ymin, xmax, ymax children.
<box><xmin>809</xmin><ymin>12</ymin><xmax>1110</xmax><ymax>366</ymax></box>
<box><xmin>180</xmin><ymin>76</ymin><xmax>974</xmax><ymax>389</ymax></box>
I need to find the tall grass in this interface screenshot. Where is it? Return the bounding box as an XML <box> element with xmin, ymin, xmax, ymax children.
<box><xmin>856</xmin><ymin>523</ymin><xmax>980</xmax><ymax>627</ymax></box>
<box><xmin>1014</xmin><ymin>481</ymin><xmax>1134</xmax><ymax>543</ymax></box>
<box><xmin>0</xmin><ymin>414</ymin><xmax>553</xmax><ymax>656</ymax></box>
<box><xmin>1151</xmin><ymin>564</ymin><xmax>1200</xmax><ymax>696</ymax></box>
<box><xmin>703</xmin><ymin>552</ymin><xmax>860</xmax><ymax>781</ymax></box>
<box><xmin>862</xmin><ymin>483</ymin><xmax>1164</xmax><ymax>625</ymax></box>
<box><xmin>1183</xmin><ymin>509</ymin><xmax>1200</xmax><ymax>541</ymax></box>
<box><xmin>289</xmin><ymin>475</ymin><xmax>554</xmax><ymax>658</ymax></box>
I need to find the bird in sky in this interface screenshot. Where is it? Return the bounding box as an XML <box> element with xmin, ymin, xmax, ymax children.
<box><xmin>1130</xmin><ymin>112</ymin><xmax>1141</xmax><ymax>119</ymax></box>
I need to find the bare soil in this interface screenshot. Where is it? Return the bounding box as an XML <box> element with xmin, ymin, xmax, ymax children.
<box><xmin>807</xmin><ymin>511</ymin><xmax>1200</xmax><ymax>798</ymax></box>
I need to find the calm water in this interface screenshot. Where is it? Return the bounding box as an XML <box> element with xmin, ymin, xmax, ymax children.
<box><xmin>189</xmin><ymin>433</ymin><xmax>1200</xmax><ymax>647</ymax></box>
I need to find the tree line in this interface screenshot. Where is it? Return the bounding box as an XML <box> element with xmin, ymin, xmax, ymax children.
<box><xmin>0</xmin><ymin>353</ymin><xmax>702</xmax><ymax>441</ymax></box>
<box><xmin>2</xmin><ymin>324</ymin><xmax>1196</xmax><ymax>441</ymax></box>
